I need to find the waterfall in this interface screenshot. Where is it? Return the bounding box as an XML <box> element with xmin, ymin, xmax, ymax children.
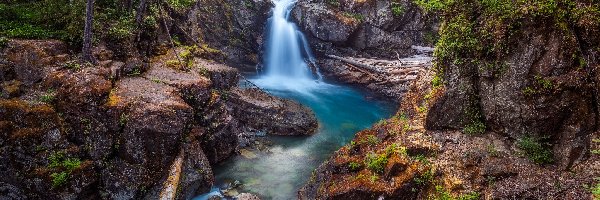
<box><xmin>255</xmin><ymin>0</ymin><xmax>322</xmax><ymax>91</ymax></box>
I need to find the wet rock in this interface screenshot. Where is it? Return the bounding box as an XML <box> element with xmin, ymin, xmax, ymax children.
<box><xmin>109</xmin><ymin>77</ymin><xmax>193</xmax><ymax>166</ymax></box>
<box><xmin>236</xmin><ymin>193</ymin><xmax>261</xmax><ymax>200</ymax></box>
<box><xmin>227</xmin><ymin>88</ymin><xmax>318</xmax><ymax>135</ymax></box>
<box><xmin>199</xmin><ymin>59</ymin><xmax>240</xmax><ymax>90</ymax></box>
<box><xmin>176</xmin><ymin>134</ymin><xmax>215</xmax><ymax>200</ymax></box>
<box><xmin>240</xmin><ymin>149</ymin><xmax>258</xmax><ymax>159</ymax></box>
<box><xmin>180</xmin><ymin>0</ymin><xmax>272</xmax><ymax>71</ymax></box>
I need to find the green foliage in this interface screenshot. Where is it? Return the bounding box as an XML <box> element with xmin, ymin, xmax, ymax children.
<box><xmin>119</xmin><ymin>113</ymin><xmax>128</xmax><ymax>126</ymax></box>
<box><xmin>365</xmin><ymin>135</ymin><xmax>379</xmax><ymax>145</ymax></box>
<box><xmin>62</xmin><ymin>158</ymin><xmax>82</xmax><ymax>171</ymax></box>
<box><xmin>63</xmin><ymin>61</ymin><xmax>82</xmax><ymax>71</ymax></box>
<box><xmin>414</xmin><ymin>0</ymin><xmax>599</xmax><ymax>91</ymax></box>
<box><xmin>342</xmin><ymin>12</ymin><xmax>364</xmax><ymax>22</ymax></box>
<box><xmin>463</xmin><ymin>120</ymin><xmax>486</xmax><ymax>135</ymax></box>
<box><xmin>0</xmin><ymin>36</ymin><xmax>8</xmax><ymax>48</ymax></box>
<box><xmin>348</xmin><ymin>162</ymin><xmax>361</xmax><ymax>171</ymax></box>
<box><xmin>47</xmin><ymin>151</ymin><xmax>81</xmax><ymax>188</ymax></box>
<box><xmin>592</xmin><ymin>179</ymin><xmax>600</xmax><ymax>199</ymax></box>
<box><xmin>51</xmin><ymin>172</ymin><xmax>68</xmax><ymax>188</ymax></box>
<box><xmin>0</xmin><ymin>0</ymin><xmax>85</xmax><ymax>43</ymax></box>
<box><xmin>517</xmin><ymin>136</ymin><xmax>554</xmax><ymax>164</ymax></box>
<box><xmin>48</xmin><ymin>151</ymin><xmax>65</xmax><ymax>168</ymax></box>
<box><xmin>364</xmin><ymin>152</ymin><xmax>389</xmax><ymax>174</ymax></box>
<box><xmin>167</xmin><ymin>0</ymin><xmax>196</xmax><ymax>9</ymax></box>
<box><xmin>431</xmin><ymin>185</ymin><xmax>481</xmax><ymax>200</ymax></box>
<box><xmin>391</xmin><ymin>2</ymin><xmax>405</xmax><ymax>16</ymax></box>
<box><xmin>39</xmin><ymin>89</ymin><xmax>56</xmax><ymax>103</ymax></box>
<box><xmin>107</xmin><ymin>15</ymin><xmax>135</xmax><ymax>41</ymax></box>
<box><xmin>326</xmin><ymin>0</ymin><xmax>340</xmax><ymax>7</ymax></box>
<box><xmin>431</xmin><ymin>72</ymin><xmax>443</xmax><ymax>88</ymax></box>
<box><xmin>414</xmin><ymin>168</ymin><xmax>435</xmax><ymax>185</ymax></box>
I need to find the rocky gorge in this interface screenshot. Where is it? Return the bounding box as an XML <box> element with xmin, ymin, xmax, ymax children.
<box><xmin>1</xmin><ymin>0</ymin><xmax>599</xmax><ymax>199</ymax></box>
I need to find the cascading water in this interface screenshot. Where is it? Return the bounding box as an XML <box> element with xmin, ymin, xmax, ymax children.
<box><xmin>255</xmin><ymin>0</ymin><xmax>323</xmax><ymax>91</ymax></box>
<box><xmin>194</xmin><ymin>1</ymin><xmax>394</xmax><ymax>199</ymax></box>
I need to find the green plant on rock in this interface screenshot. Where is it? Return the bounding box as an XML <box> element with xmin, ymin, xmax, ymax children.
<box><xmin>592</xmin><ymin>178</ymin><xmax>600</xmax><ymax>199</ymax></box>
<box><xmin>326</xmin><ymin>0</ymin><xmax>340</xmax><ymax>7</ymax></box>
<box><xmin>348</xmin><ymin>161</ymin><xmax>361</xmax><ymax>171</ymax></box>
<box><xmin>167</xmin><ymin>0</ymin><xmax>196</xmax><ymax>9</ymax></box>
<box><xmin>342</xmin><ymin>12</ymin><xmax>364</xmax><ymax>22</ymax></box>
<box><xmin>517</xmin><ymin>136</ymin><xmax>554</xmax><ymax>164</ymax></box>
<box><xmin>365</xmin><ymin>135</ymin><xmax>379</xmax><ymax>145</ymax></box>
<box><xmin>364</xmin><ymin>152</ymin><xmax>389</xmax><ymax>174</ymax></box>
<box><xmin>463</xmin><ymin>120</ymin><xmax>486</xmax><ymax>135</ymax></box>
<box><xmin>0</xmin><ymin>36</ymin><xmax>8</xmax><ymax>48</ymax></box>
<box><xmin>414</xmin><ymin>168</ymin><xmax>435</xmax><ymax>185</ymax></box>
<box><xmin>39</xmin><ymin>89</ymin><xmax>56</xmax><ymax>103</ymax></box>
<box><xmin>47</xmin><ymin>151</ymin><xmax>82</xmax><ymax>188</ymax></box>
<box><xmin>391</xmin><ymin>2</ymin><xmax>405</xmax><ymax>16</ymax></box>
<box><xmin>50</xmin><ymin>171</ymin><xmax>68</xmax><ymax>188</ymax></box>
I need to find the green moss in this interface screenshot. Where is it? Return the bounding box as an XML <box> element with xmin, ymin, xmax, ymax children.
<box><xmin>517</xmin><ymin>136</ymin><xmax>554</xmax><ymax>164</ymax></box>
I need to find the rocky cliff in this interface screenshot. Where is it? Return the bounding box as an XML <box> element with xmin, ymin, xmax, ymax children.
<box><xmin>290</xmin><ymin>0</ymin><xmax>438</xmax><ymax>101</ymax></box>
<box><xmin>299</xmin><ymin>0</ymin><xmax>600</xmax><ymax>199</ymax></box>
<box><xmin>0</xmin><ymin>39</ymin><xmax>317</xmax><ymax>199</ymax></box>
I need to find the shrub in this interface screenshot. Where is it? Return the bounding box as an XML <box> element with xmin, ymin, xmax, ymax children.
<box><xmin>364</xmin><ymin>152</ymin><xmax>388</xmax><ymax>174</ymax></box>
<box><xmin>517</xmin><ymin>136</ymin><xmax>554</xmax><ymax>164</ymax></box>
<box><xmin>365</xmin><ymin>135</ymin><xmax>379</xmax><ymax>145</ymax></box>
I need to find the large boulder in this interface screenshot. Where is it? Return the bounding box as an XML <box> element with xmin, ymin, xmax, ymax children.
<box><xmin>227</xmin><ymin>88</ymin><xmax>318</xmax><ymax>136</ymax></box>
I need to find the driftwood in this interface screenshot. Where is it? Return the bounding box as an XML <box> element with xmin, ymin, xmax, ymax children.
<box><xmin>327</xmin><ymin>54</ymin><xmax>383</xmax><ymax>73</ymax></box>
<box><xmin>388</xmin><ymin>67</ymin><xmax>423</xmax><ymax>75</ymax></box>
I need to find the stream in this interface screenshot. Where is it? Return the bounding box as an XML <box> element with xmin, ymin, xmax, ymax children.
<box><xmin>194</xmin><ymin>0</ymin><xmax>396</xmax><ymax>199</ymax></box>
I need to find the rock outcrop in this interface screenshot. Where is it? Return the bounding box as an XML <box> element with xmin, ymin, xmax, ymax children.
<box><xmin>290</xmin><ymin>0</ymin><xmax>438</xmax><ymax>100</ymax></box>
<box><xmin>0</xmin><ymin>39</ymin><xmax>316</xmax><ymax>199</ymax></box>
<box><xmin>299</xmin><ymin>64</ymin><xmax>600</xmax><ymax>200</ymax></box>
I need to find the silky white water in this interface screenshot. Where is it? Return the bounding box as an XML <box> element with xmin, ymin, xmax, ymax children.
<box><xmin>253</xmin><ymin>0</ymin><xmax>324</xmax><ymax>93</ymax></box>
<box><xmin>194</xmin><ymin>0</ymin><xmax>394</xmax><ymax>199</ymax></box>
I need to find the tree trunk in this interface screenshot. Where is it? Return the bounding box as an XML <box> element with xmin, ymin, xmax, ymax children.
<box><xmin>135</xmin><ymin>0</ymin><xmax>148</xmax><ymax>26</ymax></box>
<box><xmin>82</xmin><ymin>0</ymin><xmax>95</xmax><ymax>64</ymax></box>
